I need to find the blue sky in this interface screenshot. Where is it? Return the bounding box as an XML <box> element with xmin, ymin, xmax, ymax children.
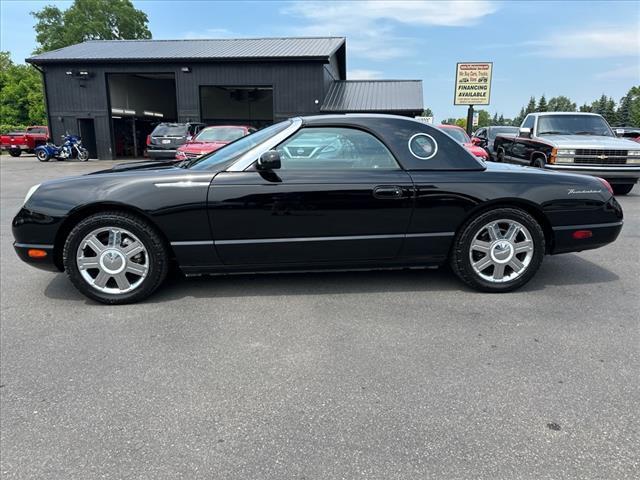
<box><xmin>1</xmin><ymin>0</ymin><xmax>638</xmax><ymax>121</ymax></box>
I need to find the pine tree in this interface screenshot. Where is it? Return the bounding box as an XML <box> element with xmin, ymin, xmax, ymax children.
<box><xmin>498</xmin><ymin>114</ymin><xmax>505</xmax><ymax>125</ymax></box>
<box><xmin>617</xmin><ymin>95</ymin><xmax>631</xmax><ymax>126</ymax></box>
<box><xmin>525</xmin><ymin>97</ymin><xmax>537</xmax><ymax>115</ymax></box>
<box><xmin>579</xmin><ymin>103</ymin><xmax>592</xmax><ymax>112</ymax></box>
<box><xmin>537</xmin><ymin>95</ymin><xmax>548</xmax><ymax>112</ymax></box>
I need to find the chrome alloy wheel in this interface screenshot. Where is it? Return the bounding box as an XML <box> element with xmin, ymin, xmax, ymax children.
<box><xmin>76</xmin><ymin>227</ymin><xmax>149</xmax><ymax>294</ymax></box>
<box><xmin>468</xmin><ymin>219</ymin><xmax>534</xmax><ymax>283</ymax></box>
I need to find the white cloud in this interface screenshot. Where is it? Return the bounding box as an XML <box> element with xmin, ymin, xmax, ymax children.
<box><xmin>526</xmin><ymin>25</ymin><xmax>639</xmax><ymax>58</ymax></box>
<box><xmin>347</xmin><ymin>69</ymin><xmax>383</xmax><ymax>79</ymax></box>
<box><xmin>595</xmin><ymin>64</ymin><xmax>640</xmax><ymax>80</ymax></box>
<box><xmin>282</xmin><ymin>1</ymin><xmax>499</xmax><ymax>60</ymax></box>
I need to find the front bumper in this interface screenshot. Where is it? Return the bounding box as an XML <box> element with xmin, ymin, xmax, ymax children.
<box><xmin>545</xmin><ymin>164</ymin><xmax>640</xmax><ymax>184</ymax></box>
<box><xmin>13</xmin><ymin>242</ymin><xmax>59</xmax><ymax>272</ymax></box>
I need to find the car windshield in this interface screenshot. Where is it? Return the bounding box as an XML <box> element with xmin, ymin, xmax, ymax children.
<box><xmin>537</xmin><ymin>115</ymin><xmax>613</xmax><ymax>136</ymax></box>
<box><xmin>489</xmin><ymin>127</ymin><xmax>518</xmax><ymax>139</ymax></box>
<box><xmin>440</xmin><ymin>127</ymin><xmax>470</xmax><ymax>144</ymax></box>
<box><xmin>195</xmin><ymin>127</ymin><xmax>246</xmax><ymax>142</ymax></box>
<box><xmin>152</xmin><ymin>124</ymin><xmax>187</xmax><ymax>136</ymax></box>
<box><xmin>188</xmin><ymin>120</ymin><xmax>292</xmax><ymax>170</ymax></box>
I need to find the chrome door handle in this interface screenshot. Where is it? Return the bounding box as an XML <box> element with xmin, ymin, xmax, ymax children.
<box><xmin>373</xmin><ymin>185</ymin><xmax>404</xmax><ymax>199</ymax></box>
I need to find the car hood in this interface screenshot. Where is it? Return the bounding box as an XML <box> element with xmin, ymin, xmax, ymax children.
<box><xmin>539</xmin><ymin>135</ymin><xmax>640</xmax><ymax>149</ymax></box>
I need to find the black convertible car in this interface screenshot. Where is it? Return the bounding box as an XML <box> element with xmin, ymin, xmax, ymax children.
<box><xmin>13</xmin><ymin>115</ymin><xmax>623</xmax><ymax>304</ymax></box>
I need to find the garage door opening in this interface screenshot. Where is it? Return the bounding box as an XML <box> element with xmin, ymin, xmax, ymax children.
<box><xmin>108</xmin><ymin>73</ymin><xmax>177</xmax><ymax>159</ymax></box>
<box><xmin>200</xmin><ymin>86</ymin><xmax>273</xmax><ymax>128</ymax></box>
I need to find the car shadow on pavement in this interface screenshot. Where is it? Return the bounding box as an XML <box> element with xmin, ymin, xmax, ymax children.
<box><xmin>43</xmin><ymin>253</ymin><xmax>619</xmax><ymax>305</ymax></box>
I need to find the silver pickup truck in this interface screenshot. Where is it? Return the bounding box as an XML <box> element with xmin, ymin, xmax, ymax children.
<box><xmin>493</xmin><ymin>112</ymin><xmax>640</xmax><ymax>195</ymax></box>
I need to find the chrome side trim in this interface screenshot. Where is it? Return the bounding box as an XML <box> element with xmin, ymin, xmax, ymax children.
<box><xmin>14</xmin><ymin>242</ymin><xmax>54</xmax><ymax>249</ymax></box>
<box><xmin>226</xmin><ymin>118</ymin><xmax>303</xmax><ymax>172</ymax></box>
<box><xmin>170</xmin><ymin>240</ymin><xmax>215</xmax><ymax>246</ymax></box>
<box><xmin>154</xmin><ymin>181</ymin><xmax>210</xmax><ymax>188</ymax></box>
<box><xmin>214</xmin><ymin>232</ymin><xmax>454</xmax><ymax>245</ymax></box>
<box><xmin>552</xmin><ymin>221</ymin><xmax>623</xmax><ymax>231</ymax></box>
<box><xmin>405</xmin><ymin>232</ymin><xmax>455</xmax><ymax>238</ymax></box>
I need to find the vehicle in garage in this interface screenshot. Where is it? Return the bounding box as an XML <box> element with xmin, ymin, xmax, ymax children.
<box><xmin>13</xmin><ymin>114</ymin><xmax>623</xmax><ymax>304</ymax></box>
<box><xmin>471</xmin><ymin>126</ymin><xmax>518</xmax><ymax>161</ymax></box>
<box><xmin>175</xmin><ymin>125</ymin><xmax>256</xmax><ymax>160</ymax></box>
<box><xmin>436</xmin><ymin>124</ymin><xmax>488</xmax><ymax>159</ymax></box>
<box><xmin>146</xmin><ymin>122</ymin><xmax>205</xmax><ymax>160</ymax></box>
<box><xmin>1</xmin><ymin>126</ymin><xmax>49</xmax><ymax>157</ymax></box>
<box><xmin>493</xmin><ymin>112</ymin><xmax>640</xmax><ymax>195</ymax></box>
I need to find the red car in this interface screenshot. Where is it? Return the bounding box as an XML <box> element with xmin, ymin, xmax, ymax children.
<box><xmin>436</xmin><ymin>124</ymin><xmax>488</xmax><ymax>160</ymax></box>
<box><xmin>1</xmin><ymin>126</ymin><xmax>50</xmax><ymax>157</ymax></box>
<box><xmin>175</xmin><ymin>125</ymin><xmax>256</xmax><ymax>160</ymax></box>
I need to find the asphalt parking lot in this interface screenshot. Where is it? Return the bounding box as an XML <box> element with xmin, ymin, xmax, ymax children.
<box><xmin>1</xmin><ymin>154</ymin><xmax>638</xmax><ymax>479</ymax></box>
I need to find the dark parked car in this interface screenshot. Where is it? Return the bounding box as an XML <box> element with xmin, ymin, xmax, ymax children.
<box><xmin>472</xmin><ymin>126</ymin><xmax>519</xmax><ymax>160</ymax></box>
<box><xmin>613</xmin><ymin>127</ymin><xmax>640</xmax><ymax>143</ymax></box>
<box><xmin>146</xmin><ymin>122</ymin><xmax>205</xmax><ymax>160</ymax></box>
<box><xmin>13</xmin><ymin>114</ymin><xmax>623</xmax><ymax>304</ymax></box>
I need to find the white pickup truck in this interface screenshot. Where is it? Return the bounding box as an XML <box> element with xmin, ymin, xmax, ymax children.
<box><xmin>493</xmin><ymin>112</ymin><xmax>640</xmax><ymax>195</ymax></box>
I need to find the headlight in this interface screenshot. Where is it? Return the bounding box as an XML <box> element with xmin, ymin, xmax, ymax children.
<box><xmin>557</xmin><ymin>149</ymin><xmax>575</xmax><ymax>155</ymax></box>
<box><xmin>24</xmin><ymin>184</ymin><xmax>40</xmax><ymax>205</ymax></box>
<box><xmin>628</xmin><ymin>150</ymin><xmax>640</xmax><ymax>156</ymax></box>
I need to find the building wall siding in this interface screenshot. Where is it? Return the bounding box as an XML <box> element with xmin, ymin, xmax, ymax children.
<box><xmin>42</xmin><ymin>61</ymin><xmax>328</xmax><ymax>159</ymax></box>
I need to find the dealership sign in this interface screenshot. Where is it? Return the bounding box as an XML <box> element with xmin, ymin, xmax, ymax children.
<box><xmin>454</xmin><ymin>62</ymin><xmax>492</xmax><ymax>105</ymax></box>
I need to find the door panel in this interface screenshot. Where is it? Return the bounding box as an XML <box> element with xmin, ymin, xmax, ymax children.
<box><xmin>208</xmin><ymin>170</ymin><xmax>414</xmax><ymax>265</ymax></box>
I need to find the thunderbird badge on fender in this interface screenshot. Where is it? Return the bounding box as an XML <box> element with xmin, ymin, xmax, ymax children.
<box><xmin>13</xmin><ymin>115</ymin><xmax>623</xmax><ymax>304</ymax></box>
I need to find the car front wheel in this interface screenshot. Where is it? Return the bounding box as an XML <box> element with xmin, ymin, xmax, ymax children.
<box><xmin>63</xmin><ymin>212</ymin><xmax>169</xmax><ymax>304</ymax></box>
<box><xmin>451</xmin><ymin>208</ymin><xmax>545</xmax><ymax>292</ymax></box>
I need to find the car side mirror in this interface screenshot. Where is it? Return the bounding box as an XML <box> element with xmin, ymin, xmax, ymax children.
<box><xmin>519</xmin><ymin>127</ymin><xmax>532</xmax><ymax>138</ymax></box>
<box><xmin>257</xmin><ymin>150</ymin><xmax>281</xmax><ymax>170</ymax></box>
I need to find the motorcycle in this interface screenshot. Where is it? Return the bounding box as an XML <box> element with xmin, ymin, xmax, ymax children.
<box><xmin>34</xmin><ymin>133</ymin><xmax>89</xmax><ymax>162</ymax></box>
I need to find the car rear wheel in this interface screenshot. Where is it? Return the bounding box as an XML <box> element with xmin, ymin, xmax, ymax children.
<box><xmin>36</xmin><ymin>150</ymin><xmax>50</xmax><ymax>162</ymax></box>
<box><xmin>496</xmin><ymin>149</ymin><xmax>505</xmax><ymax>163</ymax></box>
<box><xmin>612</xmin><ymin>184</ymin><xmax>634</xmax><ymax>196</ymax></box>
<box><xmin>9</xmin><ymin>149</ymin><xmax>21</xmax><ymax>157</ymax></box>
<box><xmin>63</xmin><ymin>212</ymin><xmax>169</xmax><ymax>304</ymax></box>
<box><xmin>450</xmin><ymin>208</ymin><xmax>545</xmax><ymax>292</ymax></box>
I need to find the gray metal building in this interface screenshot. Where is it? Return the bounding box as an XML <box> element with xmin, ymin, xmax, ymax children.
<box><xmin>27</xmin><ymin>37</ymin><xmax>424</xmax><ymax>160</ymax></box>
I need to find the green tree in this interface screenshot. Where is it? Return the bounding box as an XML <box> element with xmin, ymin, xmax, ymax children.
<box><xmin>624</xmin><ymin>85</ymin><xmax>640</xmax><ymax>127</ymax></box>
<box><xmin>547</xmin><ymin>96</ymin><xmax>576</xmax><ymax>112</ymax></box>
<box><xmin>616</xmin><ymin>94</ymin><xmax>632</xmax><ymax>126</ymax></box>
<box><xmin>455</xmin><ymin>118</ymin><xmax>467</xmax><ymax>129</ymax></box>
<box><xmin>579</xmin><ymin>103</ymin><xmax>592</xmax><ymax>112</ymax></box>
<box><xmin>537</xmin><ymin>95</ymin><xmax>548</xmax><ymax>112</ymax></box>
<box><xmin>0</xmin><ymin>51</ymin><xmax>46</xmax><ymax>126</ymax></box>
<box><xmin>525</xmin><ymin>97</ymin><xmax>537</xmax><ymax>115</ymax></box>
<box><xmin>31</xmin><ymin>0</ymin><xmax>151</xmax><ymax>53</ymax></box>
<box><xmin>422</xmin><ymin>108</ymin><xmax>433</xmax><ymax>117</ymax></box>
<box><xmin>498</xmin><ymin>114</ymin><xmax>505</xmax><ymax>125</ymax></box>
<box><xmin>441</xmin><ymin>118</ymin><xmax>458</xmax><ymax>125</ymax></box>
<box><xmin>477</xmin><ymin>109</ymin><xmax>491</xmax><ymax>127</ymax></box>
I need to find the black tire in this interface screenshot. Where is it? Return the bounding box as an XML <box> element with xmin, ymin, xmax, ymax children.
<box><xmin>78</xmin><ymin>148</ymin><xmax>89</xmax><ymax>161</ymax></box>
<box><xmin>531</xmin><ymin>156</ymin><xmax>545</xmax><ymax>168</ymax></box>
<box><xmin>496</xmin><ymin>149</ymin><xmax>505</xmax><ymax>163</ymax></box>
<box><xmin>62</xmin><ymin>212</ymin><xmax>169</xmax><ymax>304</ymax></box>
<box><xmin>450</xmin><ymin>208</ymin><xmax>545</xmax><ymax>293</ymax></box>
<box><xmin>9</xmin><ymin>149</ymin><xmax>21</xmax><ymax>157</ymax></box>
<box><xmin>612</xmin><ymin>184</ymin><xmax>634</xmax><ymax>196</ymax></box>
<box><xmin>36</xmin><ymin>150</ymin><xmax>50</xmax><ymax>162</ymax></box>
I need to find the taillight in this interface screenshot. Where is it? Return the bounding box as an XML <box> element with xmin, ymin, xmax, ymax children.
<box><xmin>597</xmin><ymin>177</ymin><xmax>614</xmax><ymax>195</ymax></box>
<box><xmin>146</xmin><ymin>134</ymin><xmax>151</xmax><ymax>146</ymax></box>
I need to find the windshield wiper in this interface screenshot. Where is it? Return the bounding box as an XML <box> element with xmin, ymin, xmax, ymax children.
<box><xmin>538</xmin><ymin>131</ymin><xmax>566</xmax><ymax>135</ymax></box>
<box><xmin>574</xmin><ymin>131</ymin><xmax>607</xmax><ymax>136</ymax></box>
